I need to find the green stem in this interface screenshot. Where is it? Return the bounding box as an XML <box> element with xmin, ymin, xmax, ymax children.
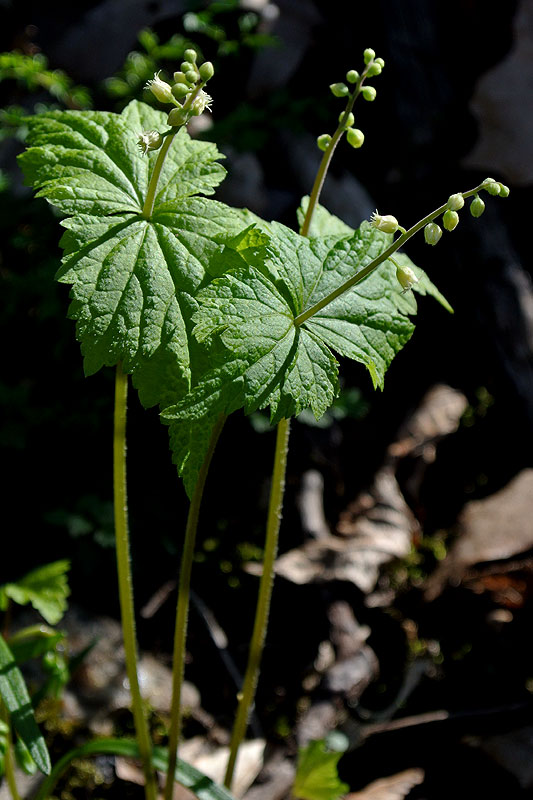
<box><xmin>164</xmin><ymin>413</ymin><xmax>227</xmax><ymax>800</ymax></box>
<box><xmin>295</xmin><ymin>184</ymin><xmax>485</xmax><ymax>326</ymax></box>
<box><xmin>114</xmin><ymin>364</ymin><xmax>158</xmax><ymax>800</ymax></box>
<box><xmin>141</xmin><ymin>133</ymin><xmax>176</xmax><ymax>218</ymax></box>
<box><xmin>224</xmin><ymin>418</ymin><xmax>291</xmax><ymax>790</ymax></box>
<box><xmin>300</xmin><ymin>69</ymin><xmax>370</xmax><ymax>237</ymax></box>
<box><xmin>141</xmin><ymin>81</ymin><xmax>207</xmax><ymax>220</ymax></box>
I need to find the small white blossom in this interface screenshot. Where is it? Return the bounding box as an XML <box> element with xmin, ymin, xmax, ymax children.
<box><xmin>137</xmin><ymin>130</ymin><xmax>163</xmax><ymax>155</ymax></box>
<box><xmin>191</xmin><ymin>89</ymin><xmax>213</xmax><ymax>116</ymax></box>
<box><xmin>370</xmin><ymin>210</ymin><xmax>399</xmax><ymax>233</ymax></box>
<box><xmin>145</xmin><ymin>71</ymin><xmax>174</xmax><ymax>104</ymax></box>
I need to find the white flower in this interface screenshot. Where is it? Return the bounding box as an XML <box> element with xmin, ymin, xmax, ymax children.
<box><xmin>145</xmin><ymin>71</ymin><xmax>174</xmax><ymax>104</ymax></box>
<box><xmin>137</xmin><ymin>130</ymin><xmax>163</xmax><ymax>155</ymax></box>
<box><xmin>370</xmin><ymin>210</ymin><xmax>399</xmax><ymax>234</ymax></box>
<box><xmin>191</xmin><ymin>89</ymin><xmax>213</xmax><ymax>116</ymax></box>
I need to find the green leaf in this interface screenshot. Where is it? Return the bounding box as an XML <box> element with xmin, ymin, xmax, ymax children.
<box><xmin>293</xmin><ymin>740</ymin><xmax>349</xmax><ymax>800</ymax></box>
<box><xmin>1</xmin><ymin>561</ymin><xmax>70</xmax><ymax>625</ymax></box>
<box><xmin>8</xmin><ymin>626</ymin><xmax>65</xmax><ymax>666</ymax></box>
<box><xmin>33</xmin><ymin>738</ymin><xmax>236</xmax><ymax>800</ymax></box>
<box><xmin>164</xmin><ymin>220</ymin><xmax>423</xmax><ymax>428</ymax></box>
<box><xmin>0</xmin><ymin>633</ymin><xmax>51</xmax><ymax>775</ymax></box>
<box><xmin>18</xmin><ymin>100</ymin><xmax>256</xmax><ymax>491</ymax></box>
<box><xmin>297</xmin><ymin>197</ymin><xmax>354</xmax><ymax>238</ymax></box>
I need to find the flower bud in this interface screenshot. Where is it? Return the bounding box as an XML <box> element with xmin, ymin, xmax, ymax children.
<box><xmin>396</xmin><ymin>264</ymin><xmax>419</xmax><ymax>292</ymax></box>
<box><xmin>145</xmin><ymin>72</ymin><xmax>174</xmax><ymax>104</ymax></box>
<box><xmin>498</xmin><ymin>183</ymin><xmax>510</xmax><ymax>197</ymax></box>
<box><xmin>167</xmin><ymin>107</ymin><xmax>188</xmax><ymax>126</ymax></box>
<box><xmin>185</xmin><ymin>69</ymin><xmax>198</xmax><ymax>85</ymax></box>
<box><xmin>181</xmin><ymin>61</ymin><xmax>195</xmax><ymax>74</ymax></box>
<box><xmin>447</xmin><ymin>193</ymin><xmax>464</xmax><ymax>210</ymax></box>
<box><xmin>481</xmin><ymin>177</ymin><xmax>497</xmax><ymax>190</ymax></box>
<box><xmin>371</xmin><ymin>210</ymin><xmax>399</xmax><ymax>233</ymax></box>
<box><xmin>330</xmin><ymin>82</ymin><xmax>349</xmax><ymax>97</ymax></box>
<box><xmin>137</xmin><ymin>129</ymin><xmax>163</xmax><ymax>155</ymax></box>
<box><xmin>424</xmin><ymin>222</ymin><xmax>442</xmax><ymax>245</ymax></box>
<box><xmin>174</xmin><ymin>71</ymin><xmax>189</xmax><ymax>85</ymax></box>
<box><xmin>366</xmin><ymin>62</ymin><xmax>382</xmax><ymax>76</ymax></box>
<box><xmin>339</xmin><ymin>111</ymin><xmax>355</xmax><ymax>128</ymax></box>
<box><xmin>485</xmin><ymin>181</ymin><xmax>501</xmax><ymax>196</ymax></box>
<box><xmin>199</xmin><ymin>61</ymin><xmax>215</xmax><ymax>81</ymax></box>
<box><xmin>363</xmin><ymin>48</ymin><xmax>375</xmax><ymax>64</ymax></box>
<box><xmin>375</xmin><ymin>57</ymin><xmax>385</xmax><ymax>68</ymax></box>
<box><xmin>172</xmin><ymin>83</ymin><xmax>189</xmax><ymax>99</ymax></box>
<box><xmin>470</xmin><ymin>195</ymin><xmax>485</xmax><ymax>217</ymax></box>
<box><xmin>317</xmin><ymin>133</ymin><xmax>331</xmax><ymax>151</ymax></box>
<box><xmin>346</xmin><ymin>69</ymin><xmax>359</xmax><ymax>83</ymax></box>
<box><xmin>347</xmin><ymin>127</ymin><xmax>364</xmax><ymax>148</ymax></box>
<box><xmin>362</xmin><ymin>85</ymin><xmax>377</xmax><ymax>101</ymax></box>
<box><xmin>443</xmin><ymin>209</ymin><xmax>459</xmax><ymax>231</ymax></box>
<box><xmin>184</xmin><ymin>48</ymin><xmax>197</xmax><ymax>63</ymax></box>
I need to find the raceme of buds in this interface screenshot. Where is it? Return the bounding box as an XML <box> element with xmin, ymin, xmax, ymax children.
<box><xmin>447</xmin><ymin>193</ymin><xmax>464</xmax><ymax>211</ymax></box>
<box><xmin>346</xmin><ymin>69</ymin><xmax>359</xmax><ymax>83</ymax></box>
<box><xmin>137</xmin><ymin>129</ymin><xmax>163</xmax><ymax>155</ymax></box>
<box><xmin>443</xmin><ymin>209</ymin><xmax>459</xmax><ymax>231</ymax></box>
<box><xmin>424</xmin><ymin>222</ymin><xmax>442</xmax><ymax>245</ymax></box>
<box><xmin>339</xmin><ymin>111</ymin><xmax>355</xmax><ymax>128</ymax></box>
<box><xmin>362</xmin><ymin>86</ymin><xmax>376</xmax><ymax>101</ymax></box>
<box><xmin>375</xmin><ymin>57</ymin><xmax>385</xmax><ymax>68</ymax></box>
<box><xmin>346</xmin><ymin>127</ymin><xmax>364</xmax><ymax>148</ymax></box>
<box><xmin>330</xmin><ymin>82</ymin><xmax>349</xmax><ymax>98</ymax></box>
<box><xmin>370</xmin><ymin>210</ymin><xmax>399</xmax><ymax>233</ymax></box>
<box><xmin>363</xmin><ymin>48</ymin><xmax>375</xmax><ymax>64</ymax></box>
<box><xmin>145</xmin><ymin>72</ymin><xmax>174</xmax><ymax>104</ymax></box>
<box><xmin>470</xmin><ymin>195</ymin><xmax>485</xmax><ymax>217</ymax></box>
<box><xmin>484</xmin><ymin>179</ymin><xmax>501</xmax><ymax>196</ymax></box>
<box><xmin>317</xmin><ymin>134</ymin><xmax>331</xmax><ymax>151</ymax></box>
<box><xmin>396</xmin><ymin>264</ymin><xmax>419</xmax><ymax>293</ymax></box>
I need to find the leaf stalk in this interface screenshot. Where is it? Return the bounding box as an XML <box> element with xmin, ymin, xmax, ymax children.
<box><xmin>164</xmin><ymin>413</ymin><xmax>227</xmax><ymax>800</ymax></box>
<box><xmin>113</xmin><ymin>363</ymin><xmax>158</xmax><ymax>800</ymax></box>
<box><xmin>224</xmin><ymin>417</ymin><xmax>290</xmax><ymax>789</ymax></box>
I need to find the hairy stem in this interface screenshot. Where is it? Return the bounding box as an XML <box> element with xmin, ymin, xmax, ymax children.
<box><xmin>295</xmin><ymin>184</ymin><xmax>485</xmax><ymax>325</ymax></box>
<box><xmin>224</xmin><ymin>418</ymin><xmax>291</xmax><ymax>790</ymax></box>
<box><xmin>114</xmin><ymin>364</ymin><xmax>158</xmax><ymax>800</ymax></box>
<box><xmin>164</xmin><ymin>414</ymin><xmax>227</xmax><ymax>800</ymax></box>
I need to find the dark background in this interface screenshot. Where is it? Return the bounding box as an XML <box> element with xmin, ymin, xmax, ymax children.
<box><xmin>1</xmin><ymin>2</ymin><xmax>533</xmax><ymax>797</ymax></box>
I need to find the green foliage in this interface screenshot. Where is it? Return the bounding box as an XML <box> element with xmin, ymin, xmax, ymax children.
<box><xmin>293</xmin><ymin>739</ymin><xmax>349</xmax><ymax>800</ymax></box>
<box><xmin>0</xmin><ymin>51</ymin><xmax>91</xmax><ymax>110</ymax></box>
<box><xmin>164</xmin><ymin>219</ymin><xmax>447</xmax><ymax>428</ymax></box>
<box><xmin>0</xmin><ymin>633</ymin><xmax>51</xmax><ymax>775</ymax></box>
<box><xmin>33</xmin><ymin>737</ymin><xmax>237</xmax><ymax>800</ymax></box>
<box><xmin>0</xmin><ymin>560</ymin><xmax>70</xmax><ymax>625</ymax></box>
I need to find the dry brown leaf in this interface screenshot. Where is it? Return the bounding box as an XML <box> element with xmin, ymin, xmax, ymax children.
<box><xmin>178</xmin><ymin>737</ymin><xmax>265</xmax><ymax>799</ymax></box>
<box><xmin>425</xmin><ymin>469</ymin><xmax>533</xmax><ymax>600</ymax></box>
<box><xmin>274</xmin><ymin>467</ymin><xmax>417</xmax><ymax>594</ymax></box>
<box><xmin>347</xmin><ymin>768</ymin><xmax>424</xmax><ymax>799</ymax></box>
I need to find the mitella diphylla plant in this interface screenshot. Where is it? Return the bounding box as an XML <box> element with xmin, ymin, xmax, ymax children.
<box><xmin>10</xmin><ymin>42</ymin><xmax>509</xmax><ymax>800</ymax></box>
